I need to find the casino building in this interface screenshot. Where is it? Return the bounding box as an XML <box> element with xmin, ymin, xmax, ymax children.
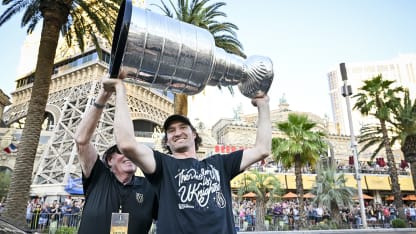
<box><xmin>208</xmin><ymin>98</ymin><xmax>414</xmax><ymax>203</ymax></box>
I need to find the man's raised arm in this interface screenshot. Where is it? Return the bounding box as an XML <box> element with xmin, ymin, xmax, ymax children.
<box><xmin>74</xmin><ymin>76</ymin><xmax>113</xmax><ymax>177</ymax></box>
<box><xmin>239</xmin><ymin>94</ymin><xmax>272</xmax><ymax>171</ymax></box>
<box><xmin>103</xmin><ymin>74</ymin><xmax>156</xmax><ymax>174</ymax></box>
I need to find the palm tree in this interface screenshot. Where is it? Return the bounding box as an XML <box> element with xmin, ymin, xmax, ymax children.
<box><xmin>390</xmin><ymin>89</ymin><xmax>416</xmax><ymax>191</ymax></box>
<box><xmin>311</xmin><ymin>165</ymin><xmax>356</xmax><ymax>227</ymax></box>
<box><xmin>272</xmin><ymin>113</ymin><xmax>327</xmax><ymax>227</ymax></box>
<box><xmin>153</xmin><ymin>0</ymin><xmax>245</xmax><ymax>115</ymax></box>
<box><xmin>239</xmin><ymin>170</ymin><xmax>281</xmax><ymax>231</ymax></box>
<box><xmin>0</xmin><ymin>0</ymin><xmax>120</xmax><ymax>227</ymax></box>
<box><xmin>352</xmin><ymin>74</ymin><xmax>405</xmax><ymax>218</ymax></box>
<box><xmin>358</xmin><ymin>89</ymin><xmax>416</xmax><ymax>191</ymax></box>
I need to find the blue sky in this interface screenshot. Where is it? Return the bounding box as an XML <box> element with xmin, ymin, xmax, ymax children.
<box><xmin>1</xmin><ymin>0</ymin><xmax>416</xmax><ymax>126</ymax></box>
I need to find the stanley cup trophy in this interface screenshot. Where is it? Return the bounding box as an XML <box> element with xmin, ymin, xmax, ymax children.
<box><xmin>109</xmin><ymin>0</ymin><xmax>274</xmax><ymax>98</ymax></box>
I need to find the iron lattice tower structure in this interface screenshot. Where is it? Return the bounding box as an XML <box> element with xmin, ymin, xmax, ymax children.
<box><xmin>3</xmin><ymin>50</ymin><xmax>173</xmax><ymax>196</ymax></box>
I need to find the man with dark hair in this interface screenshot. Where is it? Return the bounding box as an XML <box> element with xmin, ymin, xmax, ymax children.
<box><xmin>161</xmin><ymin>114</ymin><xmax>202</xmax><ymax>154</ymax></box>
<box><xmin>105</xmin><ymin>71</ymin><xmax>271</xmax><ymax>234</ymax></box>
<box><xmin>74</xmin><ymin>78</ymin><xmax>158</xmax><ymax>234</ymax></box>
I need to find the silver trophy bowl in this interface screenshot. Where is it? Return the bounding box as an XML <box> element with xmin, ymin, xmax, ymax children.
<box><xmin>110</xmin><ymin>0</ymin><xmax>274</xmax><ymax>98</ymax></box>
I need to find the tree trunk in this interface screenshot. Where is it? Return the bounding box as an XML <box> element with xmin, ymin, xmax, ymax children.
<box><xmin>380</xmin><ymin>120</ymin><xmax>404</xmax><ymax>219</ymax></box>
<box><xmin>331</xmin><ymin>201</ymin><xmax>342</xmax><ymax>227</ymax></box>
<box><xmin>401</xmin><ymin>135</ymin><xmax>416</xmax><ymax>191</ymax></box>
<box><xmin>2</xmin><ymin>5</ymin><xmax>69</xmax><ymax>229</ymax></box>
<box><xmin>174</xmin><ymin>93</ymin><xmax>188</xmax><ymax>116</ymax></box>
<box><xmin>255</xmin><ymin>199</ymin><xmax>266</xmax><ymax>231</ymax></box>
<box><xmin>294</xmin><ymin>154</ymin><xmax>305</xmax><ymax>229</ymax></box>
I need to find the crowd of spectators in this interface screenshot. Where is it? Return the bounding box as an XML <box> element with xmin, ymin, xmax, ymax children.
<box><xmin>232</xmin><ymin>197</ymin><xmax>415</xmax><ymax>231</ymax></box>
<box><xmin>25</xmin><ymin>197</ymin><xmax>82</xmax><ymax>233</ymax></box>
<box><xmin>2</xmin><ymin>194</ymin><xmax>415</xmax><ymax>232</ymax></box>
<box><xmin>261</xmin><ymin>158</ymin><xmax>411</xmax><ymax>176</ymax></box>
<box><xmin>336</xmin><ymin>158</ymin><xmax>410</xmax><ymax>175</ymax></box>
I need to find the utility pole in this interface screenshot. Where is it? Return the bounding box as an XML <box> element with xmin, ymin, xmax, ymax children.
<box><xmin>339</xmin><ymin>63</ymin><xmax>367</xmax><ymax>229</ymax></box>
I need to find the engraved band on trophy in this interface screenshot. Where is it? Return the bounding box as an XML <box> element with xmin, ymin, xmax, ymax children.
<box><xmin>110</xmin><ymin>0</ymin><xmax>274</xmax><ymax>98</ymax></box>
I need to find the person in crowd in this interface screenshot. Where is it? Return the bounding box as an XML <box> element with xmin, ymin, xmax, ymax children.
<box><xmin>30</xmin><ymin>203</ymin><xmax>41</xmax><ymax>230</ymax></box>
<box><xmin>232</xmin><ymin>202</ymin><xmax>239</xmax><ymax>225</ymax></box>
<box><xmin>60</xmin><ymin>201</ymin><xmax>71</xmax><ymax>226</ymax></box>
<box><xmin>49</xmin><ymin>202</ymin><xmax>61</xmax><ymax>228</ymax></box>
<box><xmin>48</xmin><ymin>214</ymin><xmax>58</xmax><ymax>234</ymax></box>
<box><xmin>315</xmin><ymin>206</ymin><xmax>323</xmax><ymax>224</ymax></box>
<box><xmin>322</xmin><ymin>206</ymin><xmax>330</xmax><ymax>221</ymax></box>
<box><xmin>409</xmin><ymin>204</ymin><xmax>416</xmax><ymax>222</ymax></box>
<box><xmin>103</xmin><ymin>70</ymin><xmax>271</xmax><ymax>234</ymax></box>
<box><xmin>287</xmin><ymin>207</ymin><xmax>295</xmax><ymax>230</ymax></box>
<box><xmin>245</xmin><ymin>208</ymin><xmax>255</xmax><ymax>231</ymax></box>
<box><xmin>273</xmin><ymin>203</ymin><xmax>284</xmax><ymax>226</ymax></box>
<box><xmin>382</xmin><ymin>205</ymin><xmax>390</xmax><ymax>226</ymax></box>
<box><xmin>69</xmin><ymin>200</ymin><xmax>81</xmax><ymax>227</ymax></box>
<box><xmin>353</xmin><ymin>205</ymin><xmax>362</xmax><ymax>228</ymax></box>
<box><xmin>26</xmin><ymin>201</ymin><xmax>33</xmax><ymax>227</ymax></box>
<box><xmin>307</xmin><ymin>205</ymin><xmax>316</xmax><ymax>225</ymax></box>
<box><xmin>38</xmin><ymin>203</ymin><xmax>49</xmax><ymax>231</ymax></box>
<box><xmin>239</xmin><ymin>205</ymin><xmax>246</xmax><ymax>228</ymax></box>
<box><xmin>388</xmin><ymin>203</ymin><xmax>397</xmax><ymax>221</ymax></box>
<box><xmin>74</xmin><ymin>76</ymin><xmax>158</xmax><ymax>234</ymax></box>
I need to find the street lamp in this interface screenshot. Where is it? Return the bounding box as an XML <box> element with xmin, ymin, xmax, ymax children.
<box><xmin>339</xmin><ymin>63</ymin><xmax>368</xmax><ymax>229</ymax></box>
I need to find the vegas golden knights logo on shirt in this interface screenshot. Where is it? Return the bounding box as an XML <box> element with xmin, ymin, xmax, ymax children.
<box><xmin>136</xmin><ymin>193</ymin><xmax>144</xmax><ymax>204</ymax></box>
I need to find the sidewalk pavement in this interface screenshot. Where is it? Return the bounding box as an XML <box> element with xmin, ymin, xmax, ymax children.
<box><xmin>0</xmin><ymin>219</ymin><xmax>26</xmax><ymax>234</ymax></box>
<box><xmin>238</xmin><ymin>228</ymin><xmax>416</xmax><ymax>234</ymax></box>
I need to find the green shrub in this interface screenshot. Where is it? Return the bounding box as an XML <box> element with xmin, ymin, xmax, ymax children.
<box><xmin>391</xmin><ymin>218</ymin><xmax>407</xmax><ymax>228</ymax></box>
<box><xmin>309</xmin><ymin>220</ymin><xmax>338</xmax><ymax>230</ymax></box>
<box><xmin>282</xmin><ymin>223</ymin><xmax>289</xmax><ymax>231</ymax></box>
<box><xmin>309</xmin><ymin>225</ymin><xmax>320</xmax><ymax>230</ymax></box>
<box><xmin>55</xmin><ymin>226</ymin><xmax>78</xmax><ymax>234</ymax></box>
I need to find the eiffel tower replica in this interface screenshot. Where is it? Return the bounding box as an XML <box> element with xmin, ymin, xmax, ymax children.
<box><xmin>3</xmin><ymin>36</ymin><xmax>173</xmax><ymax>197</ymax></box>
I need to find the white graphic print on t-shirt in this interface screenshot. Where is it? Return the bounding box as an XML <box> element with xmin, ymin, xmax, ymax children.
<box><xmin>175</xmin><ymin>164</ymin><xmax>226</xmax><ymax>209</ymax></box>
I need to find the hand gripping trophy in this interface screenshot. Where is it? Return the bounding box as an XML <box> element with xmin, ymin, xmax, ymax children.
<box><xmin>110</xmin><ymin>0</ymin><xmax>274</xmax><ymax>98</ymax></box>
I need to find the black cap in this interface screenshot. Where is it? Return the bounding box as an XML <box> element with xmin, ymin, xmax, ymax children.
<box><xmin>163</xmin><ymin>115</ymin><xmax>193</xmax><ymax>132</ymax></box>
<box><xmin>101</xmin><ymin>144</ymin><xmax>121</xmax><ymax>167</ymax></box>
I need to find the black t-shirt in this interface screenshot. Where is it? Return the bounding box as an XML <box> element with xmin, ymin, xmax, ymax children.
<box><xmin>145</xmin><ymin>150</ymin><xmax>243</xmax><ymax>234</ymax></box>
<box><xmin>78</xmin><ymin>158</ymin><xmax>158</xmax><ymax>234</ymax></box>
